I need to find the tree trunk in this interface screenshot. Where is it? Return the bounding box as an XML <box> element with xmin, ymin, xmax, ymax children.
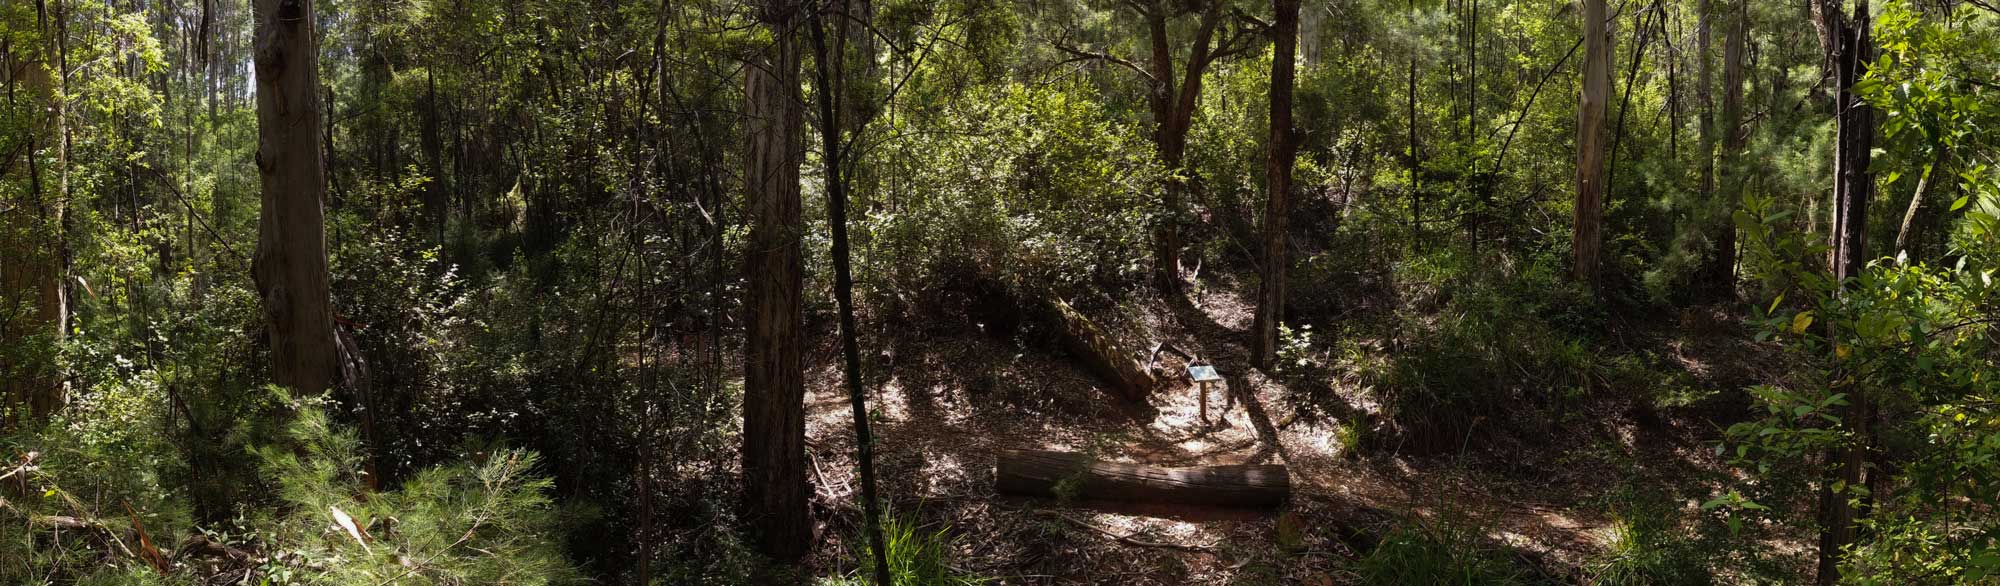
<box><xmin>1893</xmin><ymin>146</ymin><xmax>1948</xmax><ymax>256</ymax></box>
<box><xmin>1251</xmin><ymin>0</ymin><xmax>1300</xmax><ymax>369</ymax></box>
<box><xmin>1043</xmin><ymin>296</ymin><xmax>1157</xmax><ymax>401</ymax></box>
<box><xmin>807</xmin><ymin>10</ymin><xmax>892</xmax><ymax>586</ymax></box>
<box><xmin>741</xmin><ymin>0</ymin><xmax>811</xmax><ymax>567</ymax></box>
<box><xmin>423</xmin><ymin>68</ymin><xmax>446</xmax><ymax>240</ymax></box>
<box><xmin>995</xmin><ymin>449</ymin><xmax>1290</xmax><ymax>507</ymax></box>
<box><xmin>1696</xmin><ymin>0</ymin><xmax>1715</xmax><ymax>204</ymax></box>
<box><xmin>1573</xmin><ymin>0</ymin><xmax>1611</xmax><ymax>287</ymax></box>
<box><xmin>1146</xmin><ymin>9</ymin><xmax>1183</xmax><ymax>292</ymax></box>
<box><xmin>252</xmin><ymin>0</ymin><xmax>338</xmax><ymax>399</ymax></box>
<box><xmin>1817</xmin><ymin>2</ymin><xmax>1876</xmax><ymax>583</ymax></box>
<box><xmin>2</xmin><ymin>3</ymin><xmax>67</xmax><ymax>426</ymax></box>
<box><xmin>1144</xmin><ymin>2</ymin><xmax>1231</xmax><ymax>293</ymax></box>
<box><xmin>1705</xmin><ymin>0</ymin><xmax>1746</xmax><ymax>298</ymax></box>
<box><xmin>1409</xmin><ymin>0</ymin><xmax>1420</xmax><ymax>234</ymax></box>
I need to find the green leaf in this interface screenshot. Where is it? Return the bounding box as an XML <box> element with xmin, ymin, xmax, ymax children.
<box><xmin>1953</xmin><ymin>195</ymin><xmax>1971</xmax><ymax>211</ymax></box>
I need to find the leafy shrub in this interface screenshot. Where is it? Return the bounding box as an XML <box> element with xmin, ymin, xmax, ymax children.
<box><xmin>857</xmin><ymin>81</ymin><xmax>1161</xmax><ymax>307</ymax></box>
<box><xmin>1364</xmin><ymin>248</ymin><xmax>1606</xmax><ymax>451</ymax></box>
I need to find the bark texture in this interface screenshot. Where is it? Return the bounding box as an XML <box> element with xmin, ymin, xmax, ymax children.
<box><xmin>253</xmin><ymin>0</ymin><xmax>338</xmax><ymax>399</ymax></box>
<box><xmin>741</xmin><ymin>0</ymin><xmax>811</xmax><ymax>566</ymax></box>
<box><xmin>1573</xmin><ymin>0</ymin><xmax>1610</xmax><ymax>286</ymax></box>
<box><xmin>995</xmin><ymin>449</ymin><xmax>1291</xmax><ymax>507</ymax></box>
<box><xmin>1251</xmin><ymin>0</ymin><xmax>1300</xmax><ymax>369</ymax></box>
<box><xmin>1044</xmin><ymin>296</ymin><xmax>1157</xmax><ymax>401</ymax></box>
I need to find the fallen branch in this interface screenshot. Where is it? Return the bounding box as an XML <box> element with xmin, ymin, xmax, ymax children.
<box><xmin>1045</xmin><ymin>511</ymin><xmax>1214</xmax><ymax>553</ymax></box>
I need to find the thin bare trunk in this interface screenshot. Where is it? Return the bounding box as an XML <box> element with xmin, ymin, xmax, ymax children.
<box><xmin>1252</xmin><ymin>0</ymin><xmax>1300</xmax><ymax>368</ymax></box>
<box><xmin>1894</xmin><ymin>147</ymin><xmax>1948</xmax><ymax>255</ymax></box>
<box><xmin>1697</xmin><ymin>0</ymin><xmax>1715</xmax><ymax>202</ymax></box>
<box><xmin>807</xmin><ymin>10</ymin><xmax>891</xmax><ymax>585</ymax></box>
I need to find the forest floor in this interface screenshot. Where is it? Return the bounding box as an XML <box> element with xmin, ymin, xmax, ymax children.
<box><xmin>797</xmin><ymin>274</ymin><xmax>1805</xmax><ymax>585</ymax></box>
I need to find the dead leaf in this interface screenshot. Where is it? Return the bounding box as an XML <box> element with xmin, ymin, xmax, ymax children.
<box><xmin>331</xmin><ymin>505</ymin><xmax>373</xmax><ymax>554</ymax></box>
<box><xmin>124</xmin><ymin>502</ymin><xmax>168</xmax><ymax>574</ymax></box>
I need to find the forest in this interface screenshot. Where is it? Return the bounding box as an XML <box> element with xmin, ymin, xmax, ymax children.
<box><xmin>2</xmin><ymin>0</ymin><xmax>1999</xmax><ymax>583</ymax></box>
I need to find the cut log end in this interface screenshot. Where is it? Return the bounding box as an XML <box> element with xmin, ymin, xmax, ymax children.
<box><xmin>995</xmin><ymin>449</ymin><xmax>1290</xmax><ymax>508</ymax></box>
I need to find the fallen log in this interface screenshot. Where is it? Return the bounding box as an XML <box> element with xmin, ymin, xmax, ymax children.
<box><xmin>1039</xmin><ymin>297</ymin><xmax>1157</xmax><ymax>401</ymax></box>
<box><xmin>995</xmin><ymin>449</ymin><xmax>1289</xmax><ymax>507</ymax></box>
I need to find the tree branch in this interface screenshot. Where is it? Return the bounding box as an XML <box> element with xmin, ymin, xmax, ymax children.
<box><xmin>1048</xmin><ymin>37</ymin><xmax>1154</xmax><ymax>82</ymax></box>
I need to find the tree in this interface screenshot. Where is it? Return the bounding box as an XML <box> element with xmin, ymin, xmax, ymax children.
<box><xmin>1573</xmin><ymin>0</ymin><xmax>1610</xmax><ymax>286</ymax></box>
<box><xmin>1408</xmin><ymin>0</ymin><xmax>1420</xmax><ymax>233</ymax></box>
<box><xmin>1055</xmin><ymin>0</ymin><xmax>1264</xmax><ymax>292</ymax></box>
<box><xmin>740</xmin><ymin>0</ymin><xmax>811</xmax><ymax>569</ymax></box>
<box><xmin>1704</xmin><ymin>0</ymin><xmax>1746</xmax><ymax>297</ymax></box>
<box><xmin>807</xmin><ymin>6</ymin><xmax>891</xmax><ymax>585</ymax></box>
<box><xmin>1696</xmin><ymin>0</ymin><xmax>1714</xmax><ymax>212</ymax></box>
<box><xmin>1250</xmin><ymin>0</ymin><xmax>1299</xmax><ymax>369</ymax></box>
<box><xmin>1</xmin><ymin>0</ymin><xmax>68</xmax><ymax>426</ymax></box>
<box><xmin>1815</xmin><ymin>0</ymin><xmax>1877</xmax><ymax>583</ymax></box>
<box><xmin>251</xmin><ymin>0</ymin><xmax>338</xmax><ymax>398</ymax></box>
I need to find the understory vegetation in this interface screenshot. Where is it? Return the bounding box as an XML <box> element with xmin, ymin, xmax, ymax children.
<box><xmin>3</xmin><ymin>0</ymin><xmax>1998</xmax><ymax>583</ymax></box>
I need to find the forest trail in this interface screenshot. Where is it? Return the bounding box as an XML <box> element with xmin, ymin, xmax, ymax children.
<box><xmin>798</xmin><ymin>276</ymin><xmax>1788</xmax><ymax>583</ymax></box>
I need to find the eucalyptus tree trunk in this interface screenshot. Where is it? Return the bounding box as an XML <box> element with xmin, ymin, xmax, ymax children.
<box><xmin>1252</xmin><ymin>0</ymin><xmax>1300</xmax><ymax>369</ymax></box>
<box><xmin>2</xmin><ymin>1</ymin><xmax>68</xmax><ymax>426</ymax></box>
<box><xmin>1817</xmin><ymin>1</ymin><xmax>1877</xmax><ymax>583</ymax></box>
<box><xmin>1573</xmin><ymin>0</ymin><xmax>1611</xmax><ymax>287</ymax></box>
<box><xmin>741</xmin><ymin>0</ymin><xmax>811</xmax><ymax>570</ymax></box>
<box><xmin>1705</xmin><ymin>0</ymin><xmax>1746</xmax><ymax>297</ymax></box>
<box><xmin>252</xmin><ymin>0</ymin><xmax>338</xmax><ymax>398</ymax></box>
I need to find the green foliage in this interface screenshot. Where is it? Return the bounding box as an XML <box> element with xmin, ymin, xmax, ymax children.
<box><xmin>249</xmin><ymin>402</ymin><xmax>579</xmax><ymax>585</ymax></box>
<box><xmin>1587</xmin><ymin>490</ymin><xmax>1711</xmax><ymax>586</ymax></box>
<box><xmin>1362</xmin><ymin>247</ymin><xmax>1607</xmax><ymax>448</ymax></box>
<box><xmin>1357</xmin><ymin>519</ymin><xmax>1527</xmax><ymax>586</ymax></box>
<box><xmin>1717</xmin><ymin>19</ymin><xmax>2000</xmax><ymax>571</ymax></box>
<box><xmin>859</xmin><ymin>80</ymin><xmax>1161</xmax><ymax>302</ymax></box>
<box><xmin>821</xmin><ymin>514</ymin><xmax>985</xmax><ymax>586</ymax></box>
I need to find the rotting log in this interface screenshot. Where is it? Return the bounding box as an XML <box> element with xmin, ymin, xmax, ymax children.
<box><xmin>995</xmin><ymin>449</ymin><xmax>1290</xmax><ymax>507</ymax></box>
<box><xmin>1041</xmin><ymin>297</ymin><xmax>1157</xmax><ymax>401</ymax></box>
